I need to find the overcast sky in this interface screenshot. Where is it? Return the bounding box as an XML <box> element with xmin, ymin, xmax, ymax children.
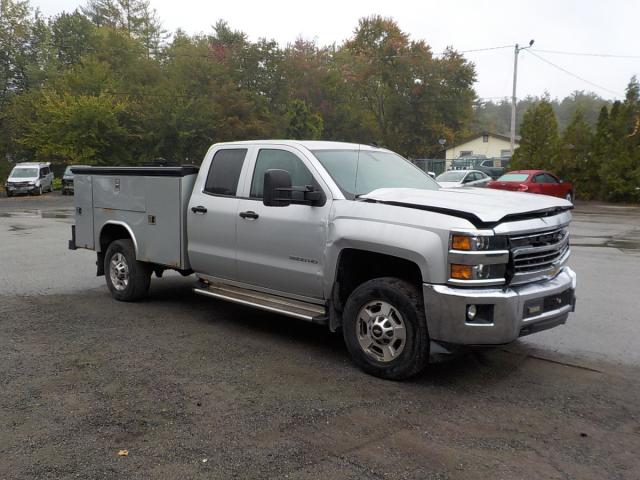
<box><xmin>32</xmin><ymin>0</ymin><xmax>640</xmax><ymax>102</ymax></box>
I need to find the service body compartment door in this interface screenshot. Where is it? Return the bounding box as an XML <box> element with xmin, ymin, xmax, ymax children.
<box><xmin>74</xmin><ymin>174</ymin><xmax>95</xmax><ymax>249</ymax></box>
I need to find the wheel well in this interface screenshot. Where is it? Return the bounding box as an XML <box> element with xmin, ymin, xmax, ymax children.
<box><xmin>333</xmin><ymin>249</ymin><xmax>423</xmax><ymax>312</ymax></box>
<box><xmin>100</xmin><ymin>223</ymin><xmax>133</xmax><ymax>254</ymax></box>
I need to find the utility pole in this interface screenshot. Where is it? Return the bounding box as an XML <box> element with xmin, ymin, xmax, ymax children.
<box><xmin>510</xmin><ymin>39</ymin><xmax>535</xmax><ymax>155</ymax></box>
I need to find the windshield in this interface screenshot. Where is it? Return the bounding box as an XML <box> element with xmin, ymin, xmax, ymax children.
<box><xmin>436</xmin><ymin>171</ymin><xmax>466</xmax><ymax>182</ymax></box>
<box><xmin>497</xmin><ymin>173</ymin><xmax>530</xmax><ymax>182</ymax></box>
<box><xmin>312</xmin><ymin>149</ymin><xmax>439</xmax><ymax>199</ymax></box>
<box><xmin>64</xmin><ymin>166</ymin><xmax>72</xmax><ymax>175</ymax></box>
<box><xmin>10</xmin><ymin>168</ymin><xmax>38</xmax><ymax>178</ymax></box>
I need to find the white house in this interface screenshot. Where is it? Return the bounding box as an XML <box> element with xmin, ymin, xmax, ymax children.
<box><xmin>445</xmin><ymin>132</ymin><xmax>519</xmax><ymax>168</ymax></box>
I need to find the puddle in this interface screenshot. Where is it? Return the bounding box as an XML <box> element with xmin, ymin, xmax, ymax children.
<box><xmin>0</xmin><ymin>209</ymin><xmax>73</xmax><ymax>219</ymax></box>
<box><xmin>571</xmin><ymin>234</ymin><xmax>640</xmax><ymax>251</ymax></box>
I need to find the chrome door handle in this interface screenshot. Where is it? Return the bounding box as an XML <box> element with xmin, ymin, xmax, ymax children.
<box><xmin>239</xmin><ymin>211</ymin><xmax>259</xmax><ymax>220</ymax></box>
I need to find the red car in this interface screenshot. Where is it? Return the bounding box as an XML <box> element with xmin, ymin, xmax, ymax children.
<box><xmin>487</xmin><ymin>170</ymin><xmax>574</xmax><ymax>202</ymax></box>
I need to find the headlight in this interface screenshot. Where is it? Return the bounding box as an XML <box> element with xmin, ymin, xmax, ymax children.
<box><xmin>448</xmin><ymin>232</ymin><xmax>509</xmax><ymax>285</ymax></box>
<box><xmin>450</xmin><ymin>233</ymin><xmax>507</xmax><ymax>251</ymax></box>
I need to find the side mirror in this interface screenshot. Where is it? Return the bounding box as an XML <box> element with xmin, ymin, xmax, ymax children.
<box><xmin>263</xmin><ymin>169</ymin><xmax>292</xmax><ymax>207</ymax></box>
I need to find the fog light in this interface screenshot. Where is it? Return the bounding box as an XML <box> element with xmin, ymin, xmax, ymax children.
<box><xmin>467</xmin><ymin>304</ymin><xmax>477</xmax><ymax>321</ymax></box>
<box><xmin>451</xmin><ymin>264</ymin><xmax>473</xmax><ymax>280</ymax></box>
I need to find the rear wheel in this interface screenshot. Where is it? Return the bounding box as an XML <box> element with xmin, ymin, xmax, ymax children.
<box><xmin>104</xmin><ymin>239</ymin><xmax>151</xmax><ymax>301</ymax></box>
<box><xmin>565</xmin><ymin>192</ymin><xmax>573</xmax><ymax>202</ymax></box>
<box><xmin>342</xmin><ymin>277</ymin><xmax>430</xmax><ymax>380</ymax></box>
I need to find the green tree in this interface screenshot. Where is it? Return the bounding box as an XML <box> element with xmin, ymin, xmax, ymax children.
<box><xmin>561</xmin><ymin>109</ymin><xmax>593</xmax><ymax>198</ymax></box>
<box><xmin>596</xmin><ymin>77</ymin><xmax>640</xmax><ymax>201</ymax></box>
<box><xmin>285</xmin><ymin>99</ymin><xmax>323</xmax><ymax>139</ymax></box>
<box><xmin>16</xmin><ymin>90</ymin><xmax>133</xmax><ymax>165</ymax></box>
<box><xmin>511</xmin><ymin>98</ymin><xmax>560</xmax><ymax>171</ymax></box>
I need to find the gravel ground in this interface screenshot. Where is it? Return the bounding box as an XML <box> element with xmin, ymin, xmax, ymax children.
<box><xmin>1</xmin><ymin>194</ymin><xmax>639</xmax><ymax>479</ymax></box>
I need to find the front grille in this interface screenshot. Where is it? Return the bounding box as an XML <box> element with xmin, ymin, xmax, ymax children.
<box><xmin>509</xmin><ymin>227</ymin><xmax>570</xmax><ymax>284</ymax></box>
<box><xmin>10</xmin><ymin>182</ymin><xmax>31</xmax><ymax>187</ymax></box>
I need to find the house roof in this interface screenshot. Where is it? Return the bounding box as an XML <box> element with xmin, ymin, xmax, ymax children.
<box><xmin>445</xmin><ymin>132</ymin><xmax>520</xmax><ymax>151</ymax></box>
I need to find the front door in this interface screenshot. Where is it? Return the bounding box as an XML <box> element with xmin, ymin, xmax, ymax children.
<box><xmin>235</xmin><ymin>147</ymin><xmax>330</xmax><ymax>300</ymax></box>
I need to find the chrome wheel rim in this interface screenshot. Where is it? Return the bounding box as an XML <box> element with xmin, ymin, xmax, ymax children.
<box><xmin>356</xmin><ymin>300</ymin><xmax>407</xmax><ymax>363</ymax></box>
<box><xmin>109</xmin><ymin>252</ymin><xmax>129</xmax><ymax>291</ymax></box>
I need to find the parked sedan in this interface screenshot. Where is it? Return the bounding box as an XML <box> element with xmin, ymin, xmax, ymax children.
<box><xmin>488</xmin><ymin>170</ymin><xmax>574</xmax><ymax>201</ymax></box>
<box><xmin>436</xmin><ymin>170</ymin><xmax>492</xmax><ymax>188</ymax></box>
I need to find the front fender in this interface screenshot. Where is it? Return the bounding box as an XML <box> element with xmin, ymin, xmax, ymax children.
<box><xmin>323</xmin><ymin>218</ymin><xmax>448</xmax><ymax>298</ymax></box>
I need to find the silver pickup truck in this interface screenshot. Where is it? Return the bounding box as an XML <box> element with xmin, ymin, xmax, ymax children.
<box><xmin>69</xmin><ymin>140</ymin><xmax>576</xmax><ymax>379</ymax></box>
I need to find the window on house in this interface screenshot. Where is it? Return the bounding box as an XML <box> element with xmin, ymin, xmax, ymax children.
<box><xmin>500</xmin><ymin>149</ymin><xmax>512</xmax><ymax>158</ymax></box>
<box><xmin>460</xmin><ymin>150</ymin><xmax>473</xmax><ymax>157</ymax></box>
<box><xmin>482</xmin><ymin>134</ymin><xmax>489</xmax><ymax>143</ymax></box>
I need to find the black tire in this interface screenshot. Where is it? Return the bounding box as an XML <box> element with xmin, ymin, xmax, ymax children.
<box><xmin>342</xmin><ymin>277</ymin><xmax>429</xmax><ymax>380</ymax></box>
<box><xmin>565</xmin><ymin>192</ymin><xmax>573</xmax><ymax>203</ymax></box>
<box><xmin>104</xmin><ymin>239</ymin><xmax>151</xmax><ymax>301</ymax></box>
<box><xmin>6</xmin><ymin>191</ymin><xmax>12</xmax><ymax>198</ymax></box>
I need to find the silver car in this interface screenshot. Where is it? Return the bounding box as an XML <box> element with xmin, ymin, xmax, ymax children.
<box><xmin>436</xmin><ymin>169</ymin><xmax>491</xmax><ymax>188</ymax></box>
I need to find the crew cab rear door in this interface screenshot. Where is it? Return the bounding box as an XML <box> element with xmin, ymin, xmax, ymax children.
<box><xmin>235</xmin><ymin>146</ymin><xmax>330</xmax><ymax>300</ymax></box>
<box><xmin>187</xmin><ymin>147</ymin><xmax>252</xmax><ymax>281</ymax></box>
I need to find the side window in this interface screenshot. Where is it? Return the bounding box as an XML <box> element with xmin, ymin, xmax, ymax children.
<box><xmin>533</xmin><ymin>174</ymin><xmax>545</xmax><ymax>183</ymax></box>
<box><xmin>204</xmin><ymin>148</ymin><xmax>247</xmax><ymax>196</ymax></box>
<box><xmin>40</xmin><ymin>168</ymin><xmax>46</xmax><ymax>178</ymax></box>
<box><xmin>543</xmin><ymin>173</ymin><xmax>559</xmax><ymax>183</ymax></box>
<box><xmin>250</xmin><ymin>149</ymin><xmax>315</xmax><ymax>199</ymax></box>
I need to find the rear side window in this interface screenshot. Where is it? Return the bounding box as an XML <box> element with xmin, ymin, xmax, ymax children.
<box><xmin>204</xmin><ymin>149</ymin><xmax>247</xmax><ymax>196</ymax></box>
<box><xmin>497</xmin><ymin>173</ymin><xmax>529</xmax><ymax>182</ymax></box>
<box><xmin>250</xmin><ymin>149</ymin><xmax>315</xmax><ymax>199</ymax></box>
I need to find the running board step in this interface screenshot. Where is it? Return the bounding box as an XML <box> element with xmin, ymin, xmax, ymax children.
<box><xmin>193</xmin><ymin>283</ymin><xmax>328</xmax><ymax>324</ymax></box>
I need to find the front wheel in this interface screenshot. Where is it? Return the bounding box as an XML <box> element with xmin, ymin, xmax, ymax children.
<box><xmin>342</xmin><ymin>277</ymin><xmax>430</xmax><ymax>380</ymax></box>
<box><xmin>104</xmin><ymin>239</ymin><xmax>151</xmax><ymax>301</ymax></box>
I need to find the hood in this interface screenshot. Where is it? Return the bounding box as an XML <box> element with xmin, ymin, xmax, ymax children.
<box><xmin>8</xmin><ymin>174</ymin><xmax>38</xmax><ymax>182</ymax></box>
<box><xmin>437</xmin><ymin>182</ymin><xmax>462</xmax><ymax>188</ymax></box>
<box><xmin>360</xmin><ymin>187</ymin><xmax>572</xmax><ymax>227</ymax></box>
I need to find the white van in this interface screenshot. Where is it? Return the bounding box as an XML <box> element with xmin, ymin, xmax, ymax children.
<box><xmin>4</xmin><ymin>162</ymin><xmax>54</xmax><ymax>197</ymax></box>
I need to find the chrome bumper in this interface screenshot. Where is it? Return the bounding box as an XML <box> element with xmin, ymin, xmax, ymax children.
<box><xmin>423</xmin><ymin>267</ymin><xmax>576</xmax><ymax>345</ymax></box>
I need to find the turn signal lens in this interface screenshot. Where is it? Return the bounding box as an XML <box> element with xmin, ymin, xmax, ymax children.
<box><xmin>451</xmin><ymin>235</ymin><xmax>472</xmax><ymax>250</ymax></box>
<box><xmin>451</xmin><ymin>264</ymin><xmax>473</xmax><ymax>280</ymax></box>
<box><xmin>517</xmin><ymin>184</ymin><xmax>529</xmax><ymax>191</ymax></box>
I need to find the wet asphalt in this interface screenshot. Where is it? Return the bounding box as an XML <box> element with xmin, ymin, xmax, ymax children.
<box><xmin>1</xmin><ymin>192</ymin><xmax>639</xmax><ymax>479</ymax></box>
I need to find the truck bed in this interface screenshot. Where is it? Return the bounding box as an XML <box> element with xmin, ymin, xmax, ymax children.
<box><xmin>72</xmin><ymin>166</ymin><xmax>199</xmax><ymax>270</ymax></box>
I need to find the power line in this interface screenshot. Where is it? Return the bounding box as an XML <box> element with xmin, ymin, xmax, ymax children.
<box><xmin>455</xmin><ymin>45</ymin><xmax>514</xmax><ymax>54</ymax></box>
<box><xmin>524</xmin><ymin>50</ymin><xmax>623</xmax><ymax>97</ymax></box>
<box><xmin>531</xmin><ymin>48</ymin><xmax>640</xmax><ymax>60</ymax></box>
